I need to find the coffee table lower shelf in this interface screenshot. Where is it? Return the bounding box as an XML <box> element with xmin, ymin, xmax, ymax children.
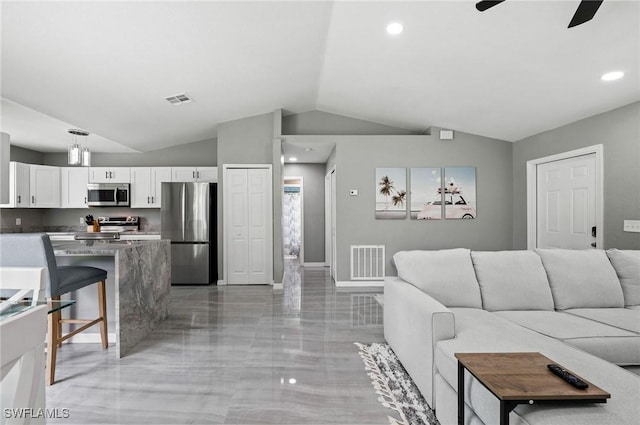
<box><xmin>455</xmin><ymin>352</ymin><xmax>610</xmax><ymax>425</ymax></box>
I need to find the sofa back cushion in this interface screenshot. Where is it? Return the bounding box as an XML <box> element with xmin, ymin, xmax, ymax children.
<box><xmin>471</xmin><ymin>251</ymin><xmax>554</xmax><ymax>311</ymax></box>
<box><xmin>535</xmin><ymin>249</ymin><xmax>624</xmax><ymax>309</ymax></box>
<box><xmin>606</xmin><ymin>249</ymin><xmax>640</xmax><ymax>307</ymax></box>
<box><xmin>393</xmin><ymin>248</ymin><xmax>481</xmax><ymax>308</ymax></box>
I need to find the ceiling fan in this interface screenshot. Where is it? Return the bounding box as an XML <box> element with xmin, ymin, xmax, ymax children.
<box><xmin>476</xmin><ymin>0</ymin><xmax>604</xmax><ymax>28</ymax></box>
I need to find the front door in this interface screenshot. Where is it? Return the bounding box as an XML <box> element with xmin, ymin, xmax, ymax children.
<box><xmin>536</xmin><ymin>153</ymin><xmax>597</xmax><ymax>249</ymax></box>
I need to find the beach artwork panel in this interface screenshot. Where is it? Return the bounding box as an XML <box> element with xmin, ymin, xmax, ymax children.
<box><xmin>410</xmin><ymin>167</ymin><xmax>442</xmax><ymax>220</ymax></box>
<box><xmin>375</xmin><ymin>168</ymin><xmax>407</xmax><ymax>219</ymax></box>
<box><xmin>443</xmin><ymin>167</ymin><xmax>477</xmax><ymax>219</ymax></box>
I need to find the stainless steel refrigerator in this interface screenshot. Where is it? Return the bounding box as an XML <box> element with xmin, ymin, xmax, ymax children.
<box><xmin>161</xmin><ymin>182</ymin><xmax>217</xmax><ymax>285</ymax></box>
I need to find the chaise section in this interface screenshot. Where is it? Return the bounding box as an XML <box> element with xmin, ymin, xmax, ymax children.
<box><xmin>565</xmin><ymin>308</ymin><xmax>640</xmax><ymax>333</ymax></box>
<box><xmin>434</xmin><ymin>309</ymin><xmax>640</xmax><ymax>425</ymax></box>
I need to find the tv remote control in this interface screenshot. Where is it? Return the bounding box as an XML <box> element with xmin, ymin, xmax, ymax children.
<box><xmin>547</xmin><ymin>364</ymin><xmax>588</xmax><ymax>389</ymax></box>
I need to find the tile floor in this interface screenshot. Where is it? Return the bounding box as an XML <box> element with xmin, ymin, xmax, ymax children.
<box><xmin>46</xmin><ymin>260</ymin><xmax>388</xmax><ymax>424</ymax></box>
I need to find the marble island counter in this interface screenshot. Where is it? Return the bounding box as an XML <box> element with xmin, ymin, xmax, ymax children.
<box><xmin>52</xmin><ymin>239</ymin><xmax>170</xmax><ymax>357</ymax></box>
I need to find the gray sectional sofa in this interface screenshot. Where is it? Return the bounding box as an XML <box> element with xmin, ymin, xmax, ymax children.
<box><xmin>384</xmin><ymin>248</ymin><xmax>640</xmax><ymax>425</ymax></box>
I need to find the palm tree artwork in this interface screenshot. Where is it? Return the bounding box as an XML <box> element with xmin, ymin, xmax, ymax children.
<box><xmin>375</xmin><ymin>168</ymin><xmax>407</xmax><ymax>219</ymax></box>
<box><xmin>392</xmin><ymin>190</ymin><xmax>406</xmax><ymax>208</ymax></box>
<box><xmin>379</xmin><ymin>175</ymin><xmax>394</xmax><ymax>210</ymax></box>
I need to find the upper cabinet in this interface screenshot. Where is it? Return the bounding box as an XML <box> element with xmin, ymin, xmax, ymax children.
<box><xmin>89</xmin><ymin>167</ymin><xmax>131</xmax><ymax>183</ymax></box>
<box><xmin>172</xmin><ymin>167</ymin><xmax>218</xmax><ymax>182</ymax></box>
<box><xmin>30</xmin><ymin>165</ymin><xmax>60</xmax><ymax>208</ymax></box>
<box><xmin>0</xmin><ymin>162</ymin><xmax>30</xmax><ymax>208</ymax></box>
<box><xmin>130</xmin><ymin>167</ymin><xmax>172</xmax><ymax>208</ymax></box>
<box><xmin>60</xmin><ymin>167</ymin><xmax>89</xmax><ymax>208</ymax></box>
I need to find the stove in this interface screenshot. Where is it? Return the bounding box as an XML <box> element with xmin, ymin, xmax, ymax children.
<box><xmin>97</xmin><ymin>216</ymin><xmax>140</xmax><ymax>233</ymax></box>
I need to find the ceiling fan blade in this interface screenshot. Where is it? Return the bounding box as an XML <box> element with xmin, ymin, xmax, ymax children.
<box><xmin>568</xmin><ymin>0</ymin><xmax>604</xmax><ymax>28</ymax></box>
<box><xmin>476</xmin><ymin>1</ymin><xmax>507</xmax><ymax>12</ymax></box>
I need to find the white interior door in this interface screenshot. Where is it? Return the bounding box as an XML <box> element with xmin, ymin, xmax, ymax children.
<box><xmin>247</xmin><ymin>168</ymin><xmax>271</xmax><ymax>284</ymax></box>
<box><xmin>225</xmin><ymin>166</ymin><xmax>272</xmax><ymax>285</ymax></box>
<box><xmin>537</xmin><ymin>153</ymin><xmax>597</xmax><ymax>249</ymax></box>
<box><xmin>325</xmin><ymin>172</ymin><xmax>331</xmax><ymax>267</ymax></box>
<box><xmin>227</xmin><ymin>169</ymin><xmax>249</xmax><ymax>284</ymax></box>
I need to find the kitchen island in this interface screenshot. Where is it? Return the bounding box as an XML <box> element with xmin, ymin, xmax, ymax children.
<box><xmin>52</xmin><ymin>239</ymin><xmax>170</xmax><ymax>357</ymax></box>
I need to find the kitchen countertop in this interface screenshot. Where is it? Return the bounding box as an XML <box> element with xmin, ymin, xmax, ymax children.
<box><xmin>52</xmin><ymin>239</ymin><xmax>168</xmax><ymax>255</ymax></box>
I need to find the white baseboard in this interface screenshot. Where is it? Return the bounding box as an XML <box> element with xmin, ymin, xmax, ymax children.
<box><xmin>65</xmin><ymin>333</ymin><xmax>116</xmax><ymax>344</ymax></box>
<box><xmin>335</xmin><ymin>280</ymin><xmax>384</xmax><ymax>288</ymax></box>
<box><xmin>272</xmin><ymin>283</ymin><xmax>283</xmax><ymax>290</ymax></box>
<box><xmin>217</xmin><ymin>280</ymin><xmax>227</xmax><ymax>286</ymax></box>
<box><xmin>302</xmin><ymin>262</ymin><xmax>326</xmax><ymax>267</ymax></box>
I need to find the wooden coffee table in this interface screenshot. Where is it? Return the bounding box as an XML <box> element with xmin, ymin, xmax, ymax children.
<box><xmin>455</xmin><ymin>352</ymin><xmax>610</xmax><ymax>425</ymax></box>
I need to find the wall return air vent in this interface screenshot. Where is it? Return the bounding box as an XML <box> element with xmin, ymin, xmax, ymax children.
<box><xmin>165</xmin><ymin>93</ymin><xmax>192</xmax><ymax>106</ymax></box>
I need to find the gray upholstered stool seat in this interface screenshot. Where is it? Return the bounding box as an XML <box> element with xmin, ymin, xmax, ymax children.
<box><xmin>0</xmin><ymin>233</ymin><xmax>108</xmax><ymax>385</ymax></box>
<box><xmin>56</xmin><ymin>266</ymin><xmax>107</xmax><ymax>295</ymax></box>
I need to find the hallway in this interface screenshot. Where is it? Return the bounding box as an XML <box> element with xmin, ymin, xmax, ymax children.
<box><xmin>46</xmin><ymin>261</ymin><xmax>388</xmax><ymax>424</ymax></box>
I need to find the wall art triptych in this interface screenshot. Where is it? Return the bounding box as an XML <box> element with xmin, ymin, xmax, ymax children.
<box><xmin>376</xmin><ymin>167</ymin><xmax>476</xmax><ymax>220</ymax></box>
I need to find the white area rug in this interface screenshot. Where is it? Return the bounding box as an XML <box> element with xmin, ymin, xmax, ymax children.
<box><xmin>355</xmin><ymin>342</ymin><xmax>440</xmax><ymax>425</ymax></box>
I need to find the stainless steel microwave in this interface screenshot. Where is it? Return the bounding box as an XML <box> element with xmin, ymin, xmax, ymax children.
<box><xmin>87</xmin><ymin>183</ymin><xmax>130</xmax><ymax>207</ymax></box>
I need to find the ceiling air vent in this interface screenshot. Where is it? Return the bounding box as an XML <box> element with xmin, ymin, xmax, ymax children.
<box><xmin>165</xmin><ymin>93</ymin><xmax>192</xmax><ymax>106</ymax></box>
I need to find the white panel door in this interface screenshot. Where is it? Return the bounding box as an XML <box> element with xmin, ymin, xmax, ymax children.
<box><xmin>247</xmin><ymin>169</ymin><xmax>270</xmax><ymax>284</ymax></box>
<box><xmin>226</xmin><ymin>166</ymin><xmax>272</xmax><ymax>285</ymax></box>
<box><xmin>227</xmin><ymin>169</ymin><xmax>249</xmax><ymax>284</ymax></box>
<box><xmin>537</xmin><ymin>154</ymin><xmax>596</xmax><ymax>249</ymax></box>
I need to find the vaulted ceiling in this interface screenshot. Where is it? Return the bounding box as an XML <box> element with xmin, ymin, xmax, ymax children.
<box><xmin>1</xmin><ymin>1</ymin><xmax>638</xmax><ymax>153</ymax></box>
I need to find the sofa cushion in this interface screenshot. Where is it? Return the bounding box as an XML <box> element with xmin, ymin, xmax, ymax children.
<box><xmin>393</xmin><ymin>249</ymin><xmax>481</xmax><ymax>308</ymax></box>
<box><xmin>535</xmin><ymin>249</ymin><xmax>624</xmax><ymax>309</ymax></box>
<box><xmin>606</xmin><ymin>249</ymin><xmax>640</xmax><ymax>307</ymax></box>
<box><xmin>565</xmin><ymin>308</ymin><xmax>640</xmax><ymax>333</ymax></box>
<box><xmin>494</xmin><ymin>310</ymin><xmax>640</xmax><ymax>365</ymax></box>
<box><xmin>471</xmin><ymin>250</ymin><xmax>554</xmax><ymax>311</ymax></box>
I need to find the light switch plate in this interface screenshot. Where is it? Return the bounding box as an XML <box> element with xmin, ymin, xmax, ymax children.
<box><xmin>15</xmin><ymin>218</ymin><xmax>21</xmax><ymax>225</ymax></box>
<box><xmin>623</xmin><ymin>220</ymin><xmax>640</xmax><ymax>232</ymax></box>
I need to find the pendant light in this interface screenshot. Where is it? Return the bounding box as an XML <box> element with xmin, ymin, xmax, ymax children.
<box><xmin>67</xmin><ymin>129</ymin><xmax>90</xmax><ymax>166</ymax></box>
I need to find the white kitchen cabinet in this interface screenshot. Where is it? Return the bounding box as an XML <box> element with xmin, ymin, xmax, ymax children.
<box><xmin>0</xmin><ymin>162</ymin><xmax>30</xmax><ymax>208</ymax></box>
<box><xmin>131</xmin><ymin>167</ymin><xmax>171</xmax><ymax>208</ymax></box>
<box><xmin>60</xmin><ymin>167</ymin><xmax>89</xmax><ymax>208</ymax></box>
<box><xmin>171</xmin><ymin>167</ymin><xmax>217</xmax><ymax>183</ymax></box>
<box><xmin>30</xmin><ymin>165</ymin><xmax>60</xmax><ymax>208</ymax></box>
<box><xmin>89</xmin><ymin>167</ymin><xmax>130</xmax><ymax>183</ymax></box>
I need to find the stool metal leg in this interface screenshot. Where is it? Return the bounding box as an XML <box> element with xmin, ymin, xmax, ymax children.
<box><xmin>98</xmin><ymin>280</ymin><xmax>108</xmax><ymax>349</ymax></box>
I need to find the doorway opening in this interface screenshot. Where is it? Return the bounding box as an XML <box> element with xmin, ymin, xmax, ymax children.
<box><xmin>283</xmin><ymin>177</ymin><xmax>303</xmax><ymax>264</ymax></box>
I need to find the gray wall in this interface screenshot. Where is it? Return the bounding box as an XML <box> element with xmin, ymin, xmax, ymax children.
<box><xmin>43</xmin><ymin>137</ymin><xmax>217</xmax><ymax>167</ymax></box>
<box><xmin>216</xmin><ymin>112</ymin><xmax>280</xmax><ymax>282</ymax></box>
<box><xmin>513</xmin><ymin>101</ymin><xmax>640</xmax><ymax>250</ymax></box>
<box><xmin>331</xmin><ymin>131</ymin><xmax>513</xmax><ymax>281</ymax></box>
<box><xmin>283</xmin><ymin>110</ymin><xmax>420</xmax><ymax>135</ymax></box>
<box><xmin>284</xmin><ymin>163</ymin><xmax>326</xmax><ymax>263</ymax></box>
<box><xmin>10</xmin><ymin>145</ymin><xmax>44</xmax><ymax>164</ymax></box>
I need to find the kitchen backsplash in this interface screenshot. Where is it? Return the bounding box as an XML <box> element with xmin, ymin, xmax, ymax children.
<box><xmin>0</xmin><ymin>208</ymin><xmax>160</xmax><ymax>233</ymax></box>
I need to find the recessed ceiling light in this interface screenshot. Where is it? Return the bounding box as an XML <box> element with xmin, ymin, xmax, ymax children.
<box><xmin>289</xmin><ymin>157</ymin><xmax>297</xmax><ymax>162</ymax></box>
<box><xmin>601</xmin><ymin>71</ymin><xmax>624</xmax><ymax>81</ymax></box>
<box><xmin>304</xmin><ymin>148</ymin><xmax>313</xmax><ymax>152</ymax></box>
<box><xmin>386</xmin><ymin>22</ymin><xmax>403</xmax><ymax>35</ymax></box>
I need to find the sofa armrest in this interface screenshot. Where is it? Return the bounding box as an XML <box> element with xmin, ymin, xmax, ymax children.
<box><xmin>384</xmin><ymin>276</ymin><xmax>455</xmax><ymax>409</ymax></box>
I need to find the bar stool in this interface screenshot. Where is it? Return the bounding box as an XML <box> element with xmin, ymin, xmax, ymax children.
<box><xmin>0</xmin><ymin>233</ymin><xmax>108</xmax><ymax>384</ymax></box>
